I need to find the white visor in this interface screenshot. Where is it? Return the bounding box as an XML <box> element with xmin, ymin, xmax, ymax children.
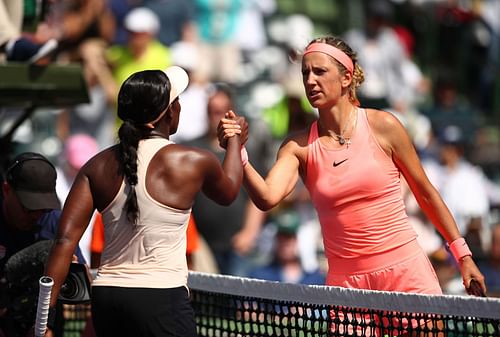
<box><xmin>165</xmin><ymin>66</ymin><xmax>189</xmax><ymax>105</ymax></box>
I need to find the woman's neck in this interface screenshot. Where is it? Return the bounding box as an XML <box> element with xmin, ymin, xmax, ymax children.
<box><xmin>148</xmin><ymin>129</ymin><xmax>170</xmax><ymax>139</ymax></box>
<box><xmin>319</xmin><ymin>102</ymin><xmax>355</xmax><ymax>134</ymax></box>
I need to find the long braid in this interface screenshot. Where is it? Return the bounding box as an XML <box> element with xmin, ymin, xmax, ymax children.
<box><xmin>116</xmin><ymin>70</ymin><xmax>171</xmax><ymax>225</ymax></box>
<box><xmin>117</xmin><ymin>120</ymin><xmax>143</xmax><ymax>224</ymax></box>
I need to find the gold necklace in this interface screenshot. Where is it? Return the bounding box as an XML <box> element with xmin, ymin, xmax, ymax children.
<box><xmin>326</xmin><ymin>107</ymin><xmax>356</xmax><ymax>148</ymax></box>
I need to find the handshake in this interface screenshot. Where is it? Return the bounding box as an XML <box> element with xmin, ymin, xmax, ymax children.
<box><xmin>217</xmin><ymin>110</ymin><xmax>248</xmax><ymax>149</ymax></box>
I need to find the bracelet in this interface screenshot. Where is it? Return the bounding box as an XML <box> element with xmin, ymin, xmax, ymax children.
<box><xmin>47</xmin><ymin>307</ymin><xmax>56</xmax><ymax>329</ymax></box>
<box><xmin>241</xmin><ymin>146</ymin><xmax>248</xmax><ymax>167</ymax></box>
<box><xmin>446</xmin><ymin>237</ymin><xmax>472</xmax><ymax>263</ymax></box>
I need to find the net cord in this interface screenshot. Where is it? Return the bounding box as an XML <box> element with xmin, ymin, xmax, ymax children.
<box><xmin>188</xmin><ymin>271</ymin><xmax>500</xmax><ymax>320</ymax></box>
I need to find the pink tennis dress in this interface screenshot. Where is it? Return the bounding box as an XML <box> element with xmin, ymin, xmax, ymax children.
<box><xmin>305</xmin><ymin>108</ymin><xmax>442</xmax><ymax>295</ymax></box>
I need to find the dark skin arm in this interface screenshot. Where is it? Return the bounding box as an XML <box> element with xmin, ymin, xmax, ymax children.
<box><xmin>42</xmin><ymin>135</ymin><xmax>243</xmax><ymax>313</ymax></box>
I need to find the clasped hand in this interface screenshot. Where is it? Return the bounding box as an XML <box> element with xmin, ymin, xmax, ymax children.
<box><xmin>217</xmin><ymin>110</ymin><xmax>248</xmax><ymax>148</ymax></box>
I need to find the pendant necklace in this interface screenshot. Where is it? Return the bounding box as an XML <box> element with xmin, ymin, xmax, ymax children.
<box><xmin>326</xmin><ymin>107</ymin><xmax>356</xmax><ymax>148</ymax></box>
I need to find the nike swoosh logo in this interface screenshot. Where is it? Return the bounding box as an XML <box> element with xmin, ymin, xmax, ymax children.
<box><xmin>333</xmin><ymin>159</ymin><xmax>348</xmax><ymax>167</ymax></box>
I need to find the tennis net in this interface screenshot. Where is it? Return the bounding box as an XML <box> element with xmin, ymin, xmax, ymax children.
<box><xmin>188</xmin><ymin>272</ymin><xmax>500</xmax><ymax>337</ymax></box>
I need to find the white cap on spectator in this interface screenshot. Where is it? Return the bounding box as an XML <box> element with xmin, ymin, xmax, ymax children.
<box><xmin>124</xmin><ymin>7</ymin><xmax>160</xmax><ymax>34</ymax></box>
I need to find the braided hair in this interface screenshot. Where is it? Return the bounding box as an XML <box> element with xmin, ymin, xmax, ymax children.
<box><xmin>116</xmin><ymin>70</ymin><xmax>171</xmax><ymax>224</ymax></box>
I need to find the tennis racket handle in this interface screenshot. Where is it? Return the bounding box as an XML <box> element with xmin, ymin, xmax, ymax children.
<box><xmin>35</xmin><ymin>276</ymin><xmax>54</xmax><ymax>337</ymax></box>
<box><xmin>467</xmin><ymin>279</ymin><xmax>486</xmax><ymax>297</ymax></box>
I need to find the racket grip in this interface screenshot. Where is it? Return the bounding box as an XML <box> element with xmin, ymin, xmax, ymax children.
<box><xmin>467</xmin><ymin>279</ymin><xmax>486</xmax><ymax>297</ymax></box>
<box><xmin>35</xmin><ymin>276</ymin><xmax>54</xmax><ymax>337</ymax></box>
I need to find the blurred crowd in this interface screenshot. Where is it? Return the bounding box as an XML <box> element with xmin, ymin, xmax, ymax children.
<box><xmin>1</xmin><ymin>0</ymin><xmax>500</xmax><ymax>296</ymax></box>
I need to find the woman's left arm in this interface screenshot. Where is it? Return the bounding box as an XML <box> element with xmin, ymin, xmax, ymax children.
<box><xmin>371</xmin><ymin>110</ymin><xmax>486</xmax><ymax>294</ymax></box>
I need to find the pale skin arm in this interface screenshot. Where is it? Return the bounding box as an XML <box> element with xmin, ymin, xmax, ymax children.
<box><xmin>219</xmin><ymin>110</ymin><xmax>300</xmax><ymax>211</ymax></box>
<box><xmin>371</xmin><ymin>109</ymin><xmax>486</xmax><ymax>294</ymax></box>
<box><xmin>241</xmin><ymin>147</ymin><xmax>300</xmax><ymax>211</ymax></box>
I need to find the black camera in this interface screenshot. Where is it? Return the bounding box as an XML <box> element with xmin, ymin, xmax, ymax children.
<box><xmin>58</xmin><ymin>262</ymin><xmax>91</xmax><ymax>304</ymax></box>
<box><xmin>1</xmin><ymin>241</ymin><xmax>91</xmax><ymax>335</ymax></box>
<box><xmin>4</xmin><ymin>240</ymin><xmax>92</xmax><ymax>304</ymax></box>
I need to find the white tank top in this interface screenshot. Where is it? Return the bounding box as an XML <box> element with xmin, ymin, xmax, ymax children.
<box><xmin>93</xmin><ymin>138</ymin><xmax>191</xmax><ymax>288</ymax></box>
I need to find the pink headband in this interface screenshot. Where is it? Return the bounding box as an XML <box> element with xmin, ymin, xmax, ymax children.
<box><xmin>303</xmin><ymin>43</ymin><xmax>354</xmax><ymax>74</ymax></box>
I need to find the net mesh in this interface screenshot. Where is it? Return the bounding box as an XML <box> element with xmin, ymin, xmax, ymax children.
<box><xmin>188</xmin><ymin>272</ymin><xmax>500</xmax><ymax>337</ymax></box>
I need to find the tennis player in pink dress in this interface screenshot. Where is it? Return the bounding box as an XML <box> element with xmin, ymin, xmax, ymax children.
<box><xmin>218</xmin><ymin>36</ymin><xmax>485</xmax><ymax>297</ymax></box>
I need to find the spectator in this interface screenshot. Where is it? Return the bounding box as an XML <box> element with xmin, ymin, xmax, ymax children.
<box><xmin>0</xmin><ymin>153</ymin><xmax>61</xmax><ymax>270</ymax></box>
<box><xmin>432</xmin><ymin>125</ymin><xmax>491</xmax><ymax>238</ymax></box>
<box><xmin>56</xmin><ymin>134</ymin><xmax>100</xmax><ymax>264</ymax></box>
<box><xmin>343</xmin><ymin>0</ymin><xmax>409</xmax><ymax>110</ymax></box>
<box><xmin>249</xmin><ymin>209</ymin><xmax>325</xmax><ymax>285</ymax></box>
<box><xmin>0</xmin><ymin>152</ymin><xmax>83</xmax><ymax>337</ymax></box>
<box><xmin>0</xmin><ymin>0</ymin><xmax>57</xmax><ymax>63</ymax></box>
<box><xmin>107</xmin><ymin>0</ymin><xmax>138</xmax><ymax>46</ymax></box>
<box><xmin>169</xmin><ymin>41</ymin><xmax>210</xmax><ymax>143</ymax></box>
<box><xmin>41</xmin><ymin>0</ymin><xmax>118</xmax><ymax>149</ymax></box>
<box><xmin>52</xmin><ymin>0</ymin><xmax>115</xmax><ymax>60</ymax></box>
<box><xmin>193</xmin><ymin>0</ymin><xmax>243</xmax><ymax>84</ymax></box>
<box><xmin>474</xmin><ymin>0</ymin><xmax>500</xmax><ymax>115</ymax></box>
<box><xmin>468</xmin><ymin>126</ymin><xmax>500</xmax><ymax>191</ymax></box>
<box><xmin>103</xmin><ymin>7</ymin><xmax>172</xmax><ymax>105</ymax></box>
<box><xmin>143</xmin><ymin>0</ymin><xmax>197</xmax><ymax>47</ymax></box>
<box><xmin>235</xmin><ymin>0</ymin><xmax>276</xmax><ymax>60</ymax></box>
<box><xmin>421</xmin><ymin>77</ymin><xmax>482</xmax><ymax>146</ymax></box>
<box><xmin>56</xmin><ymin>134</ymin><xmax>99</xmax><ymax>205</ymax></box>
<box><xmin>56</xmin><ymin>64</ymin><xmax>116</xmax><ymax>149</ymax></box>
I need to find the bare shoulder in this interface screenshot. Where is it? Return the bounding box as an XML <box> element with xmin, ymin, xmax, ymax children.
<box><xmin>77</xmin><ymin>146</ymin><xmax>122</xmax><ymax>209</ymax></box>
<box><xmin>280</xmin><ymin>127</ymin><xmax>311</xmax><ymax>152</ymax></box>
<box><xmin>365</xmin><ymin>108</ymin><xmax>410</xmax><ymax>155</ymax></box>
<box><xmin>84</xmin><ymin>145</ymin><xmax>120</xmax><ymax>177</ymax></box>
<box><xmin>160</xmin><ymin>143</ymin><xmax>218</xmax><ymax>164</ymax></box>
<box><xmin>153</xmin><ymin>143</ymin><xmax>224</xmax><ymax>177</ymax></box>
<box><xmin>278</xmin><ymin>127</ymin><xmax>311</xmax><ymax>172</ymax></box>
<box><xmin>365</xmin><ymin>108</ymin><xmax>404</xmax><ymax>133</ymax></box>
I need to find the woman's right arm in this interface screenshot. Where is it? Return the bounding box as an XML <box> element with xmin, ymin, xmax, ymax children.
<box><xmin>241</xmin><ymin>142</ymin><xmax>301</xmax><ymax>211</ymax></box>
<box><xmin>201</xmin><ymin>135</ymin><xmax>243</xmax><ymax>205</ymax></box>
<box><xmin>44</xmin><ymin>171</ymin><xmax>95</xmax><ymax>308</ymax></box>
<box><xmin>219</xmin><ymin>112</ymin><xmax>300</xmax><ymax>211</ymax></box>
